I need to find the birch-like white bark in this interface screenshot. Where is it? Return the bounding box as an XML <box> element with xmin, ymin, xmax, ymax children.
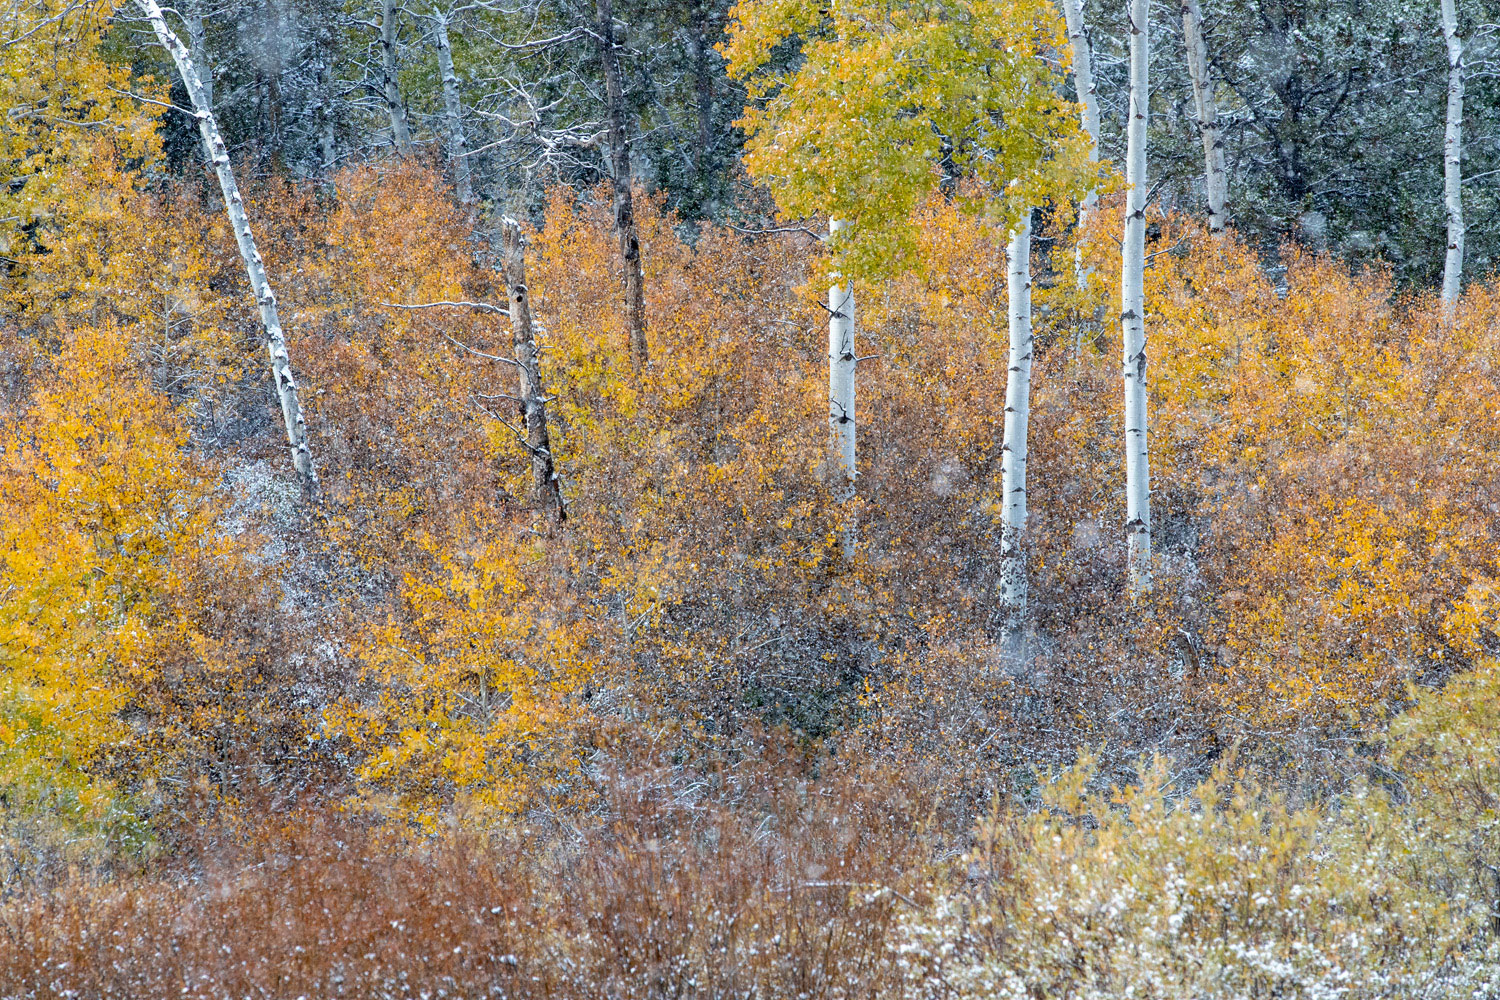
<box><xmin>1059</xmin><ymin>0</ymin><xmax>1100</xmax><ymax>201</ymax></box>
<box><xmin>1181</xmin><ymin>0</ymin><xmax>1226</xmax><ymax>231</ymax></box>
<box><xmin>381</xmin><ymin>0</ymin><xmax>413</xmax><ymax>153</ymax></box>
<box><xmin>1060</xmin><ymin>0</ymin><xmax>1101</xmax><ymax>350</ymax></box>
<box><xmin>502</xmin><ymin>219</ymin><xmax>565</xmax><ymax>521</ymax></box>
<box><xmin>184</xmin><ymin>7</ymin><xmax>211</xmax><ymax>109</ymax></box>
<box><xmin>435</xmin><ymin>14</ymin><xmax>473</xmax><ymax>202</ymax></box>
<box><xmin>1442</xmin><ymin>0</ymin><xmax>1465</xmax><ymax>307</ymax></box>
<box><xmin>1121</xmin><ymin>0</ymin><xmax>1153</xmax><ymax>597</ymax></box>
<box><xmin>999</xmin><ymin>215</ymin><xmax>1034</xmax><ymax>614</ymax></box>
<box><xmin>136</xmin><ymin>0</ymin><xmax>318</xmax><ymax>492</ymax></box>
<box><xmin>828</xmin><ymin>218</ymin><xmax>857</xmax><ymax>561</ymax></box>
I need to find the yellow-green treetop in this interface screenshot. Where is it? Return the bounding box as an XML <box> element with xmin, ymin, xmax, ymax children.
<box><xmin>721</xmin><ymin>0</ymin><xmax>1104</xmax><ymax>279</ymax></box>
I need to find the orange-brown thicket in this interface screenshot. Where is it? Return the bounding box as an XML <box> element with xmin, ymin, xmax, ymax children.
<box><xmin>1022</xmin><ymin>208</ymin><xmax>1500</xmax><ymax>767</ymax></box>
<box><xmin>7</xmin><ymin>161</ymin><xmax>1499</xmax><ymax>843</ymax></box>
<box><xmin>0</xmin><ymin>748</ymin><xmax>935</xmax><ymax>1000</ymax></box>
<box><xmin>7</xmin><ymin>159</ymin><xmax>1500</xmax><ymax>994</ymax></box>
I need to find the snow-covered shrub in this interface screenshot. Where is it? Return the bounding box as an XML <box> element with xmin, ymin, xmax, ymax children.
<box><xmin>896</xmin><ymin>662</ymin><xmax>1500</xmax><ymax>999</ymax></box>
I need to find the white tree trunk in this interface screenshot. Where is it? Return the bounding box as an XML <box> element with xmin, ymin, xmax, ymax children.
<box><xmin>1181</xmin><ymin>0</ymin><xmax>1227</xmax><ymax>231</ymax></box>
<box><xmin>136</xmin><ymin>0</ymin><xmax>318</xmax><ymax>492</ymax></box>
<box><xmin>1121</xmin><ymin>0</ymin><xmax>1153</xmax><ymax>597</ymax></box>
<box><xmin>1442</xmin><ymin>0</ymin><xmax>1465</xmax><ymax>307</ymax></box>
<box><xmin>999</xmin><ymin>214</ymin><xmax>1034</xmax><ymax>615</ymax></box>
<box><xmin>184</xmin><ymin>7</ymin><xmax>211</xmax><ymax>109</ymax></box>
<box><xmin>435</xmin><ymin>14</ymin><xmax>473</xmax><ymax>202</ymax></box>
<box><xmin>1059</xmin><ymin>0</ymin><xmax>1100</xmax><ymax>190</ymax></box>
<box><xmin>502</xmin><ymin>220</ymin><xmax>565</xmax><ymax>521</ymax></box>
<box><xmin>1060</xmin><ymin>0</ymin><xmax>1101</xmax><ymax>351</ymax></box>
<box><xmin>828</xmin><ymin>218</ymin><xmax>857</xmax><ymax>561</ymax></box>
<box><xmin>381</xmin><ymin>0</ymin><xmax>412</xmax><ymax>153</ymax></box>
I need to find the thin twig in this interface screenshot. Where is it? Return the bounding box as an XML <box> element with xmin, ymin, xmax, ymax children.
<box><xmin>442</xmin><ymin>332</ymin><xmax>522</xmax><ymax>367</ymax></box>
<box><xmin>107</xmin><ymin>86</ymin><xmax>200</xmax><ymax>117</ymax></box>
<box><xmin>381</xmin><ymin>299</ymin><xmax>509</xmax><ymax>316</ymax></box>
<box><xmin>727</xmin><ymin>222</ymin><xmax>826</xmax><ymax>242</ymax></box>
<box><xmin>1144</xmin><ymin>234</ymin><xmax>1190</xmax><ymax>265</ymax></box>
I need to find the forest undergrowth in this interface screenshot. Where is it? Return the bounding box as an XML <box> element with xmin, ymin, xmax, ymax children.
<box><xmin>3</xmin><ymin>157</ymin><xmax>1500</xmax><ymax>996</ymax></box>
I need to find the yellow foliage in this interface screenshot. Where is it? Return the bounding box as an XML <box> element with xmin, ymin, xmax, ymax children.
<box><xmin>0</xmin><ymin>322</ymin><xmax>224</xmax><ymax>850</ymax></box>
<box><xmin>723</xmin><ymin>0</ymin><xmax>1102</xmax><ymax>280</ymax></box>
<box><xmin>329</xmin><ymin>533</ymin><xmax>597</xmax><ymax>828</ymax></box>
<box><xmin>1024</xmin><ymin>210</ymin><xmax>1500</xmax><ymax>738</ymax></box>
<box><xmin>1</xmin><ymin>0</ymin><xmax>161</xmax><ymax>306</ymax></box>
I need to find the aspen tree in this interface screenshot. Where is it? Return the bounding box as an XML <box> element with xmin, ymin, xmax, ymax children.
<box><xmin>136</xmin><ymin>0</ymin><xmax>318</xmax><ymax>492</ymax></box>
<box><xmin>1058</xmin><ymin>0</ymin><xmax>1100</xmax><ymax>357</ymax></box>
<box><xmin>382</xmin><ymin>0</ymin><xmax>413</xmax><ymax>152</ymax></box>
<box><xmin>596</xmin><ymin>0</ymin><xmax>649</xmax><ymax>366</ymax></box>
<box><xmin>183</xmin><ymin>5</ymin><xmax>211</xmax><ymax>109</ymax></box>
<box><xmin>998</xmin><ymin>213</ymin><xmax>1034</xmax><ymax>614</ymax></box>
<box><xmin>828</xmin><ymin>218</ymin><xmax>857</xmax><ymax>560</ymax></box>
<box><xmin>724</xmin><ymin>0</ymin><xmax>1096</xmax><ymax>279</ymax></box>
<box><xmin>1442</xmin><ymin>0</ymin><xmax>1465</xmax><ymax>307</ymax></box>
<box><xmin>502</xmin><ymin>219</ymin><xmax>566</xmax><ymax>521</ymax></box>
<box><xmin>826</xmin><ymin>0</ymin><xmax>856</xmax><ymax>558</ymax></box>
<box><xmin>1056</xmin><ymin>0</ymin><xmax>1104</xmax><ymax>367</ymax></box>
<box><xmin>433</xmin><ymin>11</ymin><xmax>473</xmax><ymax>202</ymax></box>
<box><xmin>1181</xmin><ymin>0</ymin><xmax>1226</xmax><ymax>231</ymax></box>
<box><xmin>1121</xmin><ymin>0</ymin><xmax>1153</xmax><ymax>597</ymax></box>
<box><xmin>1058</xmin><ymin>0</ymin><xmax>1100</xmax><ymax>218</ymax></box>
<box><xmin>726</xmin><ymin>0</ymin><xmax>1096</xmax><ymax>598</ymax></box>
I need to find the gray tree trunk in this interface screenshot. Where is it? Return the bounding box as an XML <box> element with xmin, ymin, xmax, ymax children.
<box><xmin>827</xmin><ymin>218</ymin><xmax>857</xmax><ymax>561</ymax></box>
<box><xmin>1442</xmin><ymin>0</ymin><xmax>1465</xmax><ymax>307</ymax></box>
<box><xmin>596</xmin><ymin>0</ymin><xmax>649</xmax><ymax>366</ymax></box>
<box><xmin>1059</xmin><ymin>0</ymin><xmax>1100</xmax><ymax>197</ymax></box>
<box><xmin>998</xmin><ymin>215</ymin><xmax>1034</xmax><ymax>615</ymax></box>
<box><xmin>381</xmin><ymin>0</ymin><xmax>412</xmax><ymax>153</ymax></box>
<box><xmin>315</xmin><ymin>24</ymin><xmax>338</xmax><ymax>173</ymax></box>
<box><xmin>184</xmin><ymin>6</ymin><xmax>211</xmax><ymax>109</ymax></box>
<box><xmin>1182</xmin><ymin>0</ymin><xmax>1227</xmax><ymax>231</ymax></box>
<box><xmin>502</xmin><ymin>220</ymin><xmax>566</xmax><ymax>521</ymax></box>
<box><xmin>1060</xmin><ymin>0</ymin><xmax>1102</xmax><ymax>352</ymax></box>
<box><xmin>435</xmin><ymin>14</ymin><xmax>473</xmax><ymax>202</ymax></box>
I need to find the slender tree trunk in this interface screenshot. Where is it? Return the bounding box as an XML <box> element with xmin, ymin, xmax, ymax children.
<box><xmin>184</xmin><ymin>7</ymin><xmax>211</xmax><ymax>109</ymax></box>
<box><xmin>1059</xmin><ymin>0</ymin><xmax>1100</xmax><ymax>203</ymax></box>
<box><xmin>588</xmin><ymin>0</ymin><xmax>648</xmax><ymax>367</ymax></box>
<box><xmin>434</xmin><ymin>14</ymin><xmax>473</xmax><ymax>202</ymax></box>
<box><xmin>998</xmin><ymin>214</ymin><xmax>1034</xmax><ymax>615</ymax></box>
<box><xmin>381</xmin><ymin>0</ymin><xmax>412</xmax><ymax>153</ymax></box>
<box><xmin>315</xmin><ymin>23</ymin><xmax>338</xmax><ymax>173</ymax></box>
<box><xmin>501</xmin><ymin>219</ymin><xmax>566</xmax><ymax>522</ymax></box>
<box><xmin>1121</xmin><ymin>0</ymin><xmax>1153</xmax><ymax>597</ymax></box>
<box><xmin>136</xmin><ymin>0</ymin><xmax>317</xmax><ymax>493</ymax></box>
<box><xmin>596</xmin><ymin>0</ymin><xmax>649</xmax><ymax>366</ymax></box>
<box><xmin>267</xmin><ymin>5</ymin><xmax>285</xmax><ymax>158</ymax></box>
<box><xmin>828</xmin><ymin>218</ymin><xmax>857</xmax><ymax>561</ymax></box>
<box><xmin>317</xmin><ymin>50</ymin><xmax>338</xmax><ymax>172</ymax></box>
<box><xmin>1442</xmin><ymin>0</ymin><xmax>1465</xmax><ymax>307</ymax></box>
<box><xmin>1060</xmin><ymin>0</ymin><xmax>1101</xmax><ymax>354</ymax></box>
<box><xmin>1181</xmin><ymin>0</ymin><xmax>1226</xmax><ymax>231</ymax></box>
<box><xmin>692</xmin><ymin>0</ymin><xmax>715</xmax><ymax>207</ymax></box>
